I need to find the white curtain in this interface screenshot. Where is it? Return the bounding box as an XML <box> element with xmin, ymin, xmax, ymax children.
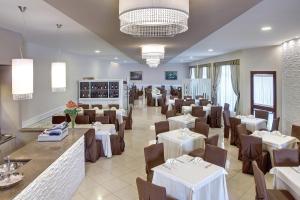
<box><xmin>253</xmin><ymin>74</ymin><xmax>273</xmax><ymax>106</ymax></box>
<box><xmin>217</xmin><ymin>65</ymin><xmax>237</xmax><ymax>111</ymax></box>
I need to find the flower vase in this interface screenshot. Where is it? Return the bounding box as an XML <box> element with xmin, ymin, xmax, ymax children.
<box><xmin>70</xmin><ymin>115</ymin><xmax>77</xmax><ymax>128</ymax></box>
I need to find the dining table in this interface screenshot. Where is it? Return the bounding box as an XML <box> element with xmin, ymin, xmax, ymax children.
<box><xmin>235</xmin><ymin>115</ymin><xmax>267</xmax><ymax>132</ymax></box>
<box><xmin>152</xmin><ymin>155</ymin><xmax>229</xmax><ymax>200</ymax></box>
<box><xmin>270</xmin><ymin>166</ymin><xmax>300</xmax><ymax>200</ymax></box>
<box><xmin>167</xmin><ymin>114</ymin><xmax>198</xmax><ymax>130</ymax></box>
<box><xmin>152</xmin><ymin>92</ymin><xmax>162</xmax><ymax>106</ymax></box>
<box><xmin>157</xmin><ymin>128</ymin><xmax>206</xmax><ymax>160</ymax></box>
<box><xmin>251</xmin><ymin>130</ymin><xmax>298</xmax><ymax>165</ymax></box>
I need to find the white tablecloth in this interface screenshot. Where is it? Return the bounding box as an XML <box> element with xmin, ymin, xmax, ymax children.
<box><xmin>152</xmin><ymin>155</ymin><xmax>229</xmax><ymax>200</ymax></box>
<box><xmin>152</xmin><ymin>93</ymin><xmax>162</xmax><ymax>106</ymax></box>
<box><xmin>94</xmin><ymin>124</ymin><xmax>117</xmax><ymax>158</ymax></box>
<box><xmin>236</xmin><ymin>115</ymin><xmax>267</xmax><ymax>132</ymax></box>
<box><xmin>158</xmin><ymin>129</ymin><xmax>206</xmax><ymax>159</ymax></box>
<box><xmin>252</xmin><ymin>131</ymin><xmax>298</xmax><ymax>165</ymax></box>
<box><xmin>168</xmin><ymin>99</ymin><xmax>176</xmax><ymax>111</ymax></box>
<box><xmin>168</xmin><ymin>115</ymin><xmax>197</xmax><ymax>130</ymax></box>
<box><xmin>182</xmin><ymin>105</ymin><xmax>211</xmax><ymax>116</ymax></box>
<box><xmin>270</xmin><ymin>167</ymin><xmax>300</xmax><ymax>200</ymax></box>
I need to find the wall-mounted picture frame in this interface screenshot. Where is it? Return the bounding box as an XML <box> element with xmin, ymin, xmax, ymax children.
<box><xmin>130</xmin><ymin>71</ymin><xmax>143</xmax><ymax>80</ymax></box>
<box><xmin>165</xmin><ymin>71</ymin><xmax>178</xmax><ymax>80</ymax></box>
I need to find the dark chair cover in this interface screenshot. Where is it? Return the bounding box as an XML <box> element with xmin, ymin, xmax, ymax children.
<box><xmin>195</xmin><ymin>117</ymin><xmax>207</xmax><ymax>124</ymax></box>
<box><xmin>209</xmin><ymin>106</ymin><xmax>222</xmax><ymax>128</ymax></box>
<box><xmin>229</xmin><ymin>117</ymin><xmax>241</xmax><ymax>146</ymax></box>
<box><xmin>104</xmin><ymin>110</ymin><xmax>117</xmax><ymax>124</ymax></box>
<box><xmin>184</xmin><ymin>95</ymin><xmax>192</xmax><ymax>99</ymax></box>
<box><xmin>75</xmin><ymin>115</ymin><xmax>90</xmax><ymax>124</ymax></box>
<box><xmin>291</xmin><ymin>124</ymin><xmax>300</xmax><ymax>141</ymax></box>
<box><xmin>199</xmin><ymin>99</ymin><xmax>209</xmax><ymax>106</ymax></box>
<box><xmin>147</xmin><ymin>92</ymin><xmax>155</xmax><ymax>107</ymax></box>
<box><xmin>84</xmin><ymin>129</ymin><xmax>104</xmax><ymax>162</ymax></box>
<box><xmin>78</xmin><ymin>103</ymin><xmax>89</xmax><ymax>109</ymax></box>
<box><xmin>123</xmin><ymin>106</ymin><xmax>133</xmax><ymax>130</ymax></box>
<box><xmin>110</xmin><ymin>122</ymin><xmax>126</xmax><ymax>155</ymax></box>
<box><xmin>161</xmin><ymin>102</ymin><xmax>168</xmax><ymax>115</ymax></box>
<box><xmin>273</xmin><ymin>149</ymin><xmax>300</xmax><ymax>167</ymax></box>
<box><xmin>237</xmin><ymin>124</ymin><xmax>249</xmax><ymax>160</ymax></box>
<box><xmin>195</xmin><ymin>95</ymin><xmax>204</xmax><ymax>100</ymax></box>
<box><xmin>224</xmin><ymin>103</ymin><xmax>230</xmax><ymax>111</ymax></box>
<box><xmin>166</xmin><ymin>110</ymin><xmax>176</xmax><ymax>119</ymax></box>
<box><xmin>95</xmin><ymin>116</ymin><xmax>110</xmax><ymax>124</ymax></box>
<box><xmin>155</xmin><ymin>121</ymin><xmax>170</xmax><ymax>140</ymax></box>
<box><xmin>240</xmin><ymin>135</ymin><xmax>271</xmax><ymax>174</ymax></box>
<box><xmin>84</xmin><ymin>109</ymin><xmax>96</xmax><ymax>123</ymax></box>
<box><xmin>223</xmin><ymin>111</ymin><xmax>230</xmax><ymax>138</ymax></box>
<box><xmin>108</xmin><ymin>104</ymin><xmax>120</xmax><ymax>109</ymax></box>
<box><xmin>190</xmin><ymin>122</ymin><xmax>209</xmax><ymax>137</ymax></box>
<box><xmin>91</xmin><ymin>104</ymin><xmax>103</xmax><ymax>109</ymax></box>
<box><xmin>271</xmin><ymin>117</ymin><xmax>280</xmax><ymax>131</ymax></box>
<box><xmin>204</xmin><ymin>144</ymin><xmax>227</xmax><ymax>168</ymax></box>
<box><xmin>52</xmin><ymin>115</ymin><xmax>66</xmax><ymax>124</ymax></box>
<box><xmin>189</xmin><ymin>135</ymin><xmax>219</xmax><ymax>158</ymax></box>
<box><xmin>174</xmin><ymin>99</ymin><xmax>184</xmax><ymax>114</ymax></box>
<box><xmin>255</xmin><ymin>110</ymin><xmax>269</xmax><ymax>121</ymax></box>
<box><xmin>191</xmin><ymin>106</ymin><xmax>206</xmax><ymax>118</ymax></box>
<box><xmin>144</xmin><ymin>143</ymin><xmax>165</xmax><ymax>182</ymax></box>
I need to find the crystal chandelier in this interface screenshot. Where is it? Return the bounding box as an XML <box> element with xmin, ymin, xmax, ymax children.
<box><xmin>146</xmin><ymin>58</ymin><xmax>160</xmax><ymax>68</ymax></box>
<box><xmin>119</xmin><ymin>0</ymin><xmax>189</xmax><ymax>37</ymax></box>
<box><xmin>142</xmin><ymin>44</ymin><xmax>165</xmax><ymax>59</ymax></box>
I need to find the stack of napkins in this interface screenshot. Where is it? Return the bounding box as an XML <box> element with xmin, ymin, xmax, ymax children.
<box><xmin>44</xmin><ymin>122</ymin><xmax>68</xmax><ymax>136</ymax></box>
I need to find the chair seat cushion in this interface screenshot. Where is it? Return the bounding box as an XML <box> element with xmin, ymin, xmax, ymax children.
<box><xmin>267</xmin><ymin>189</ymin><xmax>295</xmax><ymax>200</ymax></box>
<box><xmin>188</xmin><ymin>148</ymin><xmax>205</xmax><ymax>158</ymax></box>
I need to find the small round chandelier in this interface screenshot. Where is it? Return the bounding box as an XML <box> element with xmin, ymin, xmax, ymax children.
<box><xmin>119</xmin><ymin>0</ymin><xmax>189</xmax><ymax>37</ymax></box>
<box><xmin>146</xmin><ymin>58</ymin><xmax>160</xmax><ymax>68</ymax></box>
<box><xmin>142</xmin><ymin>44</ymin><xmax>165</xmax><ymax>59</ymax></box>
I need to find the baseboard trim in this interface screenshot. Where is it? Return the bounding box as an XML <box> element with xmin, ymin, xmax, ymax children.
<box><xmin>22</xmin><ymin>105</ymin><xmax>65</xmax><ymax>128</ymax></box>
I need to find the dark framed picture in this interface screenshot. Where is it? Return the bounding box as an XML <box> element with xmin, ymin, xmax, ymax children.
<box><xmin>165</xmin><ymin>71</ymin><xmax>177</xmax><ymax>80</ymax></box>
<box><xmin>130</xmin><ymin>71</ymin><xmax>143</xmax><ymax>80</ymax></box>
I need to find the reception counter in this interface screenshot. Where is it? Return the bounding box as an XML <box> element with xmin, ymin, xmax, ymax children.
<box><xmin>0</xmin><ymin>128</ymin><xmax>88</xmax><ymax>200</ymax></box>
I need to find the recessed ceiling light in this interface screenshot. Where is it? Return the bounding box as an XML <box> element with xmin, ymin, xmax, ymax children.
<box><xmin>261</xmin><ymin>26</ymin><xmax>272</xmax><ymax>31</ymax></box>
<box><xmin>208</xmin><ymin>49</ymin><xmax>214</xmax><ymax>52</ymax></box>
<box><xmin>94</xmin><ymin>50</ymin><xmax>101</xmax><ymax>54</ymax></box>
<box><xmin>189</xmin><ymin>56</ymin><xmax>193</xmax><ymax>60</ymax></box>
<box><xmin>114</xmin><ymin>57</ymin><xmax>119</xmax><ymax>60</ymax></box>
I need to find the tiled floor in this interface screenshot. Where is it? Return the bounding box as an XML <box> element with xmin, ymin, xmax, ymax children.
<box><xmin>72</xmin><ymin>99</ymin><xmax>274</xmax><ymax>200</ymax></box>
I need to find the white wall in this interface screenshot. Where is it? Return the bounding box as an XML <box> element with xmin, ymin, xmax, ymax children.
<box><xmin>191</xmin><ymin>46</ymin><xmax>282</xmax><ymax>117</ymax></box>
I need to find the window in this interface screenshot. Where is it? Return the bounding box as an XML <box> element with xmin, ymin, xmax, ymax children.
<box><xmin>202</xmin><ymin>67</ymin><xmax>208</xmax><ymax>79</ymax></box>
<box><xmin>217</xmin><ymin>65</ymin><xmax>237</xmax><ymax>111</ymax></box>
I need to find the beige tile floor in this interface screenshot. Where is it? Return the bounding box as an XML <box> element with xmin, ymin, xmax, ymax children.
<box><xmin>72</xmin><ymin>99</ymin><xmax>274</xmax><ymax>200</ymax></box>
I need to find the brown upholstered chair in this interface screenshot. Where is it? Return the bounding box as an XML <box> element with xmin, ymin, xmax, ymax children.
<box><xmin>144</xmin><ymin>143</ymin><xmax>165</xmax><ymax>182</ymax></box>
<box><xmin>108</xmin><ymin>104</ymin><xmax>120</xmax><ymax>109</ymax></box>
<box><xmin>78</xmin><ymin>103</ymin><xmax>89</xmax><ymax>109</ymax></box>
<box><xmin>255</xmin><ymin>110</ymin><xmax>269</xmax><ymax>121</ymax></box>
<box><xmin>204</xmin><ymin>144</ymin><xmax>227</xmax><ymax>168</ymax></box>
<box><xmin>110</xmin><ymin>122</ymin><xmax>126</xmax><ymax>155</ymax></box>
<box><xmin>91</xmin><ymin>104</ymin><xmax>103</xmax><ymax>109</ymax></box>
<box><xmin>147</xmin><ymin>92</ymin><xmax>155</xmax><ymax>107</ymax></box>
<box><xmin>273</xmin><ymin>149</ymin><xmax>300</xmax><ymax>167</ymax></box>
<box><xmin>291</xmin><ymin>124</ymin><xmax>300</xmax><ymax>141</ymax></box>
<box><xmin>237</xmin><ymin>124</ymin><xmax>249</xmax><ymax>160</ymax></box>
<box><xmin>160</xmin><ymin>101</ymin><xmax>168</xmax><ymax>115</ymax></box>
<box><xmin>155</xmin><ymin>121</ymin><xmax>170</xmax><ymax>140</ymax></box>
<box><xmin>52</xmin><ymin>115</ymin><xmax>66</xmax><ymax>124</ymax></box>
<box><xmin>95</xmin><ymin>116</ymin><xmax>110</xmax><ymax>124</ymax></box>
<box><xmin>184</xmin><ymin>95</ymin><xmax>192</xmax><ymax>99</ymax></box>
<box><xmin>136</xmin><ymin>177</ymin><xmax>176</xmax><ymax>200</ymax></box>
<box><xmin>190</xmin><ymin>121</ymin><xmax>209</xmax><ymax>137</ymax></box>
<box><xmin>75</xmin><ymin>115</ymin><xmax>90</xmax><ymax>124</ymax></box>
<box><xmin>166</xmin><ymin>110</ymin><xmax>176</xmax><ymax>119</ymax></box>
<box><xmin>84</xmin><ymin>129</ymin><xmax>104</xmax><ymax>162</ymax></box>
<box><xmin>195</xmin><ymin>95</ymin><xmax>204</xmax><ymax>99</ymax></box>
<box><xmin>104</xmin><ymin>110</ymin><xmax>117</xmax><ymax>124</ymax></box>
<box><xmin>189</xmin><ymin>134</ymin><xmax>219</xmax><ymax>158</ymax></box>
<box><xmin>209</xmin><ymin>106</ymin><xmax>222</xmax><ymax>128</ymax></box>
<box><xmin>195</xmin><ymin>117</ymin><xmax>207</xmax><ymax>124</ymax></box>
<box><xmin>174</xmin><ymin>99</ymin><xmax>184</xmax><ymax>113</ymax></box>
<box><xmin>191</xmin><ymin>106</ymin><xmax>205</xmax><ymax>118</ymax></box>
<box><xmin>123</xmin><ymin>106</ymin><xmax>133</xmax><ymax>130</ymax></box>
<box><xmin>224</xmin><ymin>103</ymin><xmax>230</xmax><ymax>111</ymax></box>
<box><xmin>229</xmin><ymin>117</ymin><xmax>241</xmax><ymax>146</ymax></box>
<box><xmin>199</xmin><ymin>99</ymin><xmax>209</xmax><ymax>106</ymax></box>
<box><xmin>271</xmin><ymin>117</ymin><xmax>280</xmax><ymax>131</ymax></box>
<box><xmin>223</xmin><ymin>111</ymin><xmax>230</xmax><ymax>138</ymax></box>
<box><xmin>84</xmin><ymin>109</ymin><xmax>96</xmax><ymax>123</ymax></box>
<box><xmin>240</xmin><ymin>135</ymin><xmax>271</xmax><ymax>174</ymax></box>
<box><xmin>252</xmin><ymin>161</ymin><xmax>295</xmax><ymax>200</ymax></box>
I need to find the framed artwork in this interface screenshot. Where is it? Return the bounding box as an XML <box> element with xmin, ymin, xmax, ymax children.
<box><xmin>165</xmin><ymin>71</ymin><xmax>177</xmax><ymax>80</ymax></box>
<box><xmin>130</xmin><ymin>71</ymin><xmax>143</xmax><ymax>80</ymax></box>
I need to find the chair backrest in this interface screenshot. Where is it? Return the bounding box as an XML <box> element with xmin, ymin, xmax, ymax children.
<box><xmin>166</xmin><ymin>110</ymin><xmax>176</xmax><ymax>119</ymax></box>
<box><xmin>91</xmin><ymin>104</ymin><xmax>103</xmax><ymax>109</ymax></box>
<box><xmin>128</xmin><ymin>106</ymin><xmax>133</xmax><ymax>119</ymax></box>
<box><xmin>104</xmin><ymin>110</ymin><xmax>117</xmax><ymax>124</ymax></box>
<box><xmin>84</xmin><ymin>109</ymin><xmax>96</xmax><ymax>123</ymax></box>
<box><xmin>229</xmin><ymin>117</ymin><xmax>242</xmax><ymax>138</ymax></box>
<box><xmin>204</xmin><ymin>144</ymin><xmax>227</xmax><ymax>168</ymax></box>
<box><xmin>255</xmin><ymin>110</ymin><xmax>269</xmax><ymax>121</ymax></box>
<box><xmin>240</xmin><ymin>135</ymin><xmax>263</xmax><ymax>161</ymax></box>
<box><xmin>136</xmin><ymin>177</ymin><xmax>167</xmax><ymax>200</ymax></box>
<box><xmin>199</xmin><ymin>99</ymin><xmax>209</xmax><ymax>106</ymax></box>
<box><xmin>191</xmin><ymin>106</ymin><xmax>205</xmax><ymax>118</ymax></box>
<box><xmin>206</xmin><ymin>134</ymin><xmax>219</xmax><ymax>146</ymax></box>
<box><xmin>291</xmin><ymin>124</ymin><xmax>300</xmax><ymax>141</ymax></box>
<box><xmin>210</xmin><ymin>106</ymin><xmax>222</xmax><ymax>128</ymax></box>
<box><xmin>78</xmin><ymin>103</ymin><xmax>89</xmax><ymax>109</ymax></box>
<box><xmin>175</xmin><ymin>99</ymin><xmax>183</xmax><ymax>113</ymax></box>
<box><xmin>75</xmin><ymin>115</ymin><xmax>90</xmax><ymax>124</ymax></box>
<box><xmin>237</xmin><ymin>124</ymin><xmax>248</xmax><ymax>136</ymax></box>
<box><xmin>252</xmin><ymin>161</ymin><xmax>269</xmax><ymax>200</ymax></box>
<box><xmin>84</xmin><ymin>129</ymin><xmax>100</xmax><ymax>162</ymax></box>
<box><xmin>95</xmin><ymin>116</ymin><xmax>110</xmax><ymax>124</ymax></box>
<box><xmin>155</xmin><ymin>121</ymin><xmax>170</xmax><ymax>136</ymax></box>
<box><xmin>194</xmin><ymin>122</ymin><xmax>209</xmax><ymax>137</ymax></box>
<box><xmin>195</xmin><ymin>117</ymin><xmax>207</xmax><ymax>124</ymax></box>
<box><xmin>273</xmin><ymin>149</ymin><xmax>300</xmax><ymax>167</ymax></box>
<box><xmin>108</xmin><ymin>104</ymin><xmax>120</xmax><ymax>109</ymax></box>
<box><xmin>223</xmin><ymin>111</ymin><xmax>230</xmax><ymax>127</ymax></box>
<box><xmin>184</xmin><ymin>95</ymin><xmax>192</xmax><ymax>99</ymax></box>
<box><xmin>271</xmin><ymin>117</ymin><xmax>280</xmax><ymax>131</ymax></box>
<box><xmin>224</xmin><ymin>103</ymin><xmax>230</xmax><ymax>111</ymax></box>
<box><xmin>118</xmin><ymin>122</ymin><xmax>126</xmax><ymax>139</ymax></box>
<box><xmin>52</xmin><ymin>115</ymin><xmax>66</xmax><ymax>124</ymax></box>
<box><xmin>144</xmin><ymin>143</ymin><xmax>165</xmax><ymax>174</ymax></box>
<box><xmin>195</xmin><ymin>95</ymin><xmax>204</xmax><ymax>99</ymax></box>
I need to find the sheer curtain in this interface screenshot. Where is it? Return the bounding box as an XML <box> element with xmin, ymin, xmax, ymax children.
<box><xmin>217</xmin><ymin>65</ymin><xmax>237</xmax><ymax>111</ymax></box>
<box><xmin>253</xmin><ymin>74</ymin><xmax>273</xmax><ymax>106</ymax></box>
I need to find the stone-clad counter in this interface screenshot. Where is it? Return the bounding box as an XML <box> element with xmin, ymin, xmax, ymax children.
<box><xmin>0</xmin><ymin>128</ymin><xmax>88</xmax><ymax>200</ymax></box>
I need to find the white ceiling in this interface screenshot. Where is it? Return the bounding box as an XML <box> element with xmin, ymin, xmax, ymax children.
<box><xmin>169</xmin><ymin>0</ymin><xmax>300</xmax><ymax>64</ymax></box>
<box><xmin>0</xmin><ymin>0</ymin><xmax>137</xmax><ymax>64</ymax></box>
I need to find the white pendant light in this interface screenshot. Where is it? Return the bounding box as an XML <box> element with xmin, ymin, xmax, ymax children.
<box><xmin>12</xmin><ymin>6</ymin><xmax>33</xmax><ymax>100</ymax></box>
<box><xmin>51</xmin><ymin>24</ymin><xmax>66</xmax><ymax>92</ymax></box>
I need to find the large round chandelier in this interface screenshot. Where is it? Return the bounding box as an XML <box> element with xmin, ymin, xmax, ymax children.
<box><xmin>119</xmin><ymin>0</ymin><xmax>189</xmax><ymax>37</ymax></box>
<box><xmin>142</xmin><ymin>44</ymin><xmax>165</xmax><ymax>59</ymax></box>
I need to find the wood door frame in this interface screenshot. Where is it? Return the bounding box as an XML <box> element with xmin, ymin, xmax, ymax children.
<box><xmin>250</xmin><ymin>71</ymin><xmax>277</xmax><ymax>118</ymax></box>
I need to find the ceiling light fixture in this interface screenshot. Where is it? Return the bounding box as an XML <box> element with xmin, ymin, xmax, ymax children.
<box><xmin>142</xmin><ymin>44</ymin><xmax>165</xmax><ymax>59</ymax></box>
<box><xmin>94</xmin><ymin>50</ymin><xmax>101</xmax><ymax>54</ymax></box>
<box><xmin>261</xmin><ymin>26</ymin><xmax>272</xmax><ymax>31</ymax></box>
<box><xmin>208</xmin><ymin>49</ymin><xmax>214</xmax><ymax>52</ymax></box>
<box><xmin>12</xmin><ymin>6</ymin><xmax>33</xmax><ymax>100</ymax></box>
<box><xmin>119</xmin><ymin>0</ymin><xmax>189</xmax><ymax>37</ymax></box>
<box><xmin>114</xmin><ymin>57</ymin><xmax>119</xmax><ymax>60</ymax></box>
<box><xmin>146</xmin><ymin>58</ymin><xmax>160</xmax><ymax>68</ymax></box>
